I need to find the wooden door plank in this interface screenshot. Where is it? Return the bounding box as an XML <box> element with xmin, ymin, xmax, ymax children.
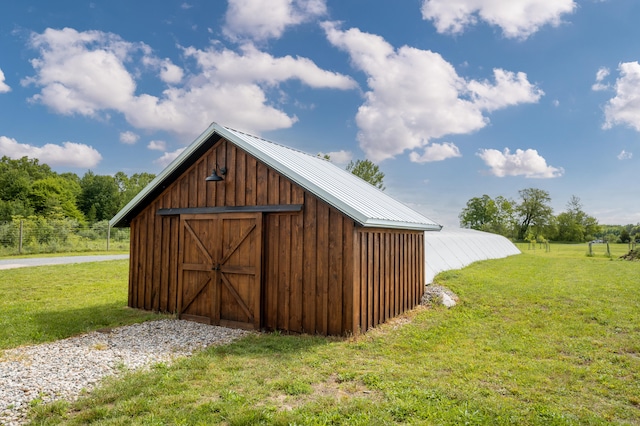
<box><xmin>219</xmin><ymin>222</ymin><xmax>256</xmax><ymax>265</ymax></box>
<box><xmin>220</xmin><ymin>272</ymin><xmax>253</xmax><ymax>322</ymax></box>
<box><xmin>220</xmin><ymin>265</ymin><xmax>256</xmax><ymax>275</ymax></box>
<box><xmin>181</xmin><ymin>275</ymin><xmax>212</xmax><ymax>314</ymax></box>
<box><xmin>183</xmin><ymin>220</ymin><xmax>214</xmax><ymax>265</ymax></box>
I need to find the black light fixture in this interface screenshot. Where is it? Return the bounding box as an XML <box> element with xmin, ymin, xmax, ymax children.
<box><xmin>205</xmin><ymin>163</ymin><xmax>227</xmax><ymax>182</ymax></box>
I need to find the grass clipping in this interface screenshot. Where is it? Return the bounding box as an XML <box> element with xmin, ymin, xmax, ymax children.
<box><xmin>620</xmin><ymin>248</ymin><xmax>640</xmax><ymax>261</ymax></box>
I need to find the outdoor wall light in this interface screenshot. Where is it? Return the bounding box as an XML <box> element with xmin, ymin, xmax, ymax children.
<box><xmin>205</xmin><ymin>164</ymin><xmax>227</xmax><ymax>182</ymax></box>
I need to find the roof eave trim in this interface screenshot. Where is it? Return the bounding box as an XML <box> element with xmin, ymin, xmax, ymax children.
<box><xmin>361</xmin><ymin>219</ymin><xmax>442</xmax><ymax>231</ymax></box>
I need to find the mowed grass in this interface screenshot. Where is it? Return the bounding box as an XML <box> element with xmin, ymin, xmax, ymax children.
<box><xmin>0</xmin><ymin>260</ymin><xmax>162</xmax><ymax>350</ymax></box>
<box><xmin>19</xmin><ymin>244</ymin><xmax>640</xmax><ymax>425</ymax></box>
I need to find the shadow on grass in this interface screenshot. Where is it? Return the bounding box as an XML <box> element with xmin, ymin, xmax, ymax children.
<box><xmin>208</xmin><ymin>330</ymin><xmax>337</xmax><ymax>359</ymax></box>
<box><xmin>15</xmin><ymin>304</ymin><xmax>163</xmax><ymax>347</ymax></box>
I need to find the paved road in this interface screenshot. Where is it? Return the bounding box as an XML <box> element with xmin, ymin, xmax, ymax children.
<box><xmin>0</xmin><ymin>254</ymin><xmax>129</xmax><ymax>270</ymax></box>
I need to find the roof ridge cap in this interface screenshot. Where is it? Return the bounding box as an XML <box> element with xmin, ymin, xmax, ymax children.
<box><xmin>222</xmin><ymin>125</ymin><xmax>328</xmax><ymax>161</ymax></box>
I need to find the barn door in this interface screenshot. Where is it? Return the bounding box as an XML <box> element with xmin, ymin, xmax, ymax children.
<box><xmin>177</xmin><ymin>213</ymin><xmax>262</xmax><ymax>329</ymax></box>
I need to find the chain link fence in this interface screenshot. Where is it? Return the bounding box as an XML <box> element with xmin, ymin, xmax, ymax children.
<box><xmin>0</xmin><ymin>218</ymin><xmax>129</xmax><ymax>256</ymax></box>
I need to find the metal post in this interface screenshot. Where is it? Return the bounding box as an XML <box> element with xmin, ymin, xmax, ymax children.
<box><xmin>19</xmin><ymin>220</ymin><xmax>23</xmax><ymax>254</ymax></box>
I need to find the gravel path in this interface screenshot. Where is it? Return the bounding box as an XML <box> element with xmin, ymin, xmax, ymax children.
<box><xmin>0</xmin><ymin>319</ymin><xmax>251</xmax><ymax>425</ymax></box>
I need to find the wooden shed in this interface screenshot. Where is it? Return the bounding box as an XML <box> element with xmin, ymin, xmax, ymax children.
<box><xmin>110</xmin><ymin>123</ymin><xmax>442</xmax><ymax>335</ymax></box>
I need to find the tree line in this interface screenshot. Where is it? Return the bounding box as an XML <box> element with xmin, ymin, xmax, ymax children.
<box><xmin>459</xmin><ymin>188</ymin><xmax>639</xmax><ymax>243</ymax></box>
<box><xmin>0</xmin><ymin>156</ymin><xmax>155</xmax><ymax>225</ymax></box>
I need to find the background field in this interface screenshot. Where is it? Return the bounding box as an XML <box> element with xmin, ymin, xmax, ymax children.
<box><xmin>2</xmin><ymin>244</ymin><xmax>638</xmax><ymax>425</ymax></box>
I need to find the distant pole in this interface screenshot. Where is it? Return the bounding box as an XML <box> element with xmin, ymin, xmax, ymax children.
<box><xmin>19</xmin><ymin>220</ymin><xmax>23</xmax><ymax>254</ymax></box>
<box><xmin>588</xmin><ymin>242</ymin><xmax>592</xmax><ymax>256</ymax></box>
<box><xmin>107</xmin><ymin>225</ymin><xmax>111</xmax><ymax>252</ymax></box>
<box><xmin>606</xmin><ymin>242</ymin><xmax>611</xmax><ymax>257</ymax></box>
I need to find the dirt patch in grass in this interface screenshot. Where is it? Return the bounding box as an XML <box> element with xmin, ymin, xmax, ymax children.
<box><xmin>266</xmin><ymin>374</ymin><xmax>382</xmax><ymax>412</ymax></box>
<box><xmin>620</xmin><ymin>248</ymin><xmax>640</xmax><ymax>261</ymax></box>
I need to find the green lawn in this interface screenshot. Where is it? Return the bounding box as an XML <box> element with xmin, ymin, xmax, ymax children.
<box><xmin>0</xmin><ymin>260</ymin><xmax>162</xmax><ymax>350</ymax></box>
<box><xmin>8</xmin><ymin>244</ymin><xmax>640</xmax><ymax>425</ymax></box>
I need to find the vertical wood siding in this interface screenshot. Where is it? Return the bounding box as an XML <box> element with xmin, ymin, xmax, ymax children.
<box><xmin>354</xmin><ymin>229</ymin><xmax>425</xmax><ymax>333</ymax></box>
<box><xmin>128</xmin><ymin>137</ymin><xmax>425</xmax><ymax>335</ymax></box>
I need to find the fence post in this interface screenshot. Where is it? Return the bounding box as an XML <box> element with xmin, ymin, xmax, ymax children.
<box><xmin>606</xmin><ymin>242</ymin><xmax>611</xmax><ymax>257</ymax></box>
<box><xmin>588</xmin><ymin>242</ymin><xmax>592</xmax><ymax>256</ymax></box>
<box><xmin>19</xmin><ymin>220</ymin><xmax>23</xmax><ymax>254</ymax></box>
<box><xmin>107</xmin><ymin>225</ymin><xmax>111</xmax><ymax>252</ymax></box>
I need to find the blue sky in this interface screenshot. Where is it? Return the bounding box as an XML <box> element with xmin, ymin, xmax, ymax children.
<box><xmin>0</xmin><ymin>0</ymin><xmax>639</xmax><ymax>226</ymax></box>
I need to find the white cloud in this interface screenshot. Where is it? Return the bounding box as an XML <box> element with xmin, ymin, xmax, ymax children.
<box><xmin>224</xmin><ymin>0</ymin><xmax>327</xmax><ymax>42</ymax></box>
<box><xmin>552</xmin><ymin>99</ymin><xmax>560</xmax><ymax>107</ymax></box>
<box><xmin>159</xmin><ymin>59</ymin><xmax>184</xmax><ymax>84</ymax></box>
<box><xmin>477</xmin><ymin>147</ymin><xmax>563</xmax><ymax>178</ymax></box>
<box><xmin>409</xmin><ymin>142</ymin><xmax>462</xmax><ymax>163</ymax></box>
<box><xmin>421</xmin><ymin>0</ymin><xmax>576</xmax><ymax>39</ymax></box>
<box><xmin>141</xmin><ymin>55</ymin><xmax>184</xmax><ymax>84</ymax></box>
<box><xmin>0</xmin><ymin>135</ymin><xmax>102</xmax><ymax>168</ymax></box>
<box><xmin>322</xmin><ymin>22</ymin><xmax>543</xmax><ymax>162</ymax></box>
<box><xmin>0</xmin><ymin>68</ymin><xmax>10</xmax><ymax>93</ymax></box>
<box><xmin>592</xmin><ymin>66</ymin><xmax>610</xmax><ymax>91</ymax></box>
<box><xmin>603</xmin><ymin>62</ymin><xmax>640</xmax><ymax>132</ymax></box>
<box><xmin>147</xmin><ymin>140</ymin><xmax>167</xmax><ymax>151</ymax></box>
<box><xmin>181</xmin><ymin>3</ymin><xmax>192</xmax><ymax>9</ymax></box>
<box><xmin>154</xmin><ymin>147</ymin><xmax>186</xmax><ymax>167</ymax></box>
<box><xmin>617</xmin><ymin>149</ymin><xmax>632</xmax><ymax>160</ymax></box>
<box><xmin>119</xmin><ymin>130</ymin><xmax>139</xmax><ymax>144</ymax></box>
<box><xmin>467</xmin><ymin>68</ymin><xmax>543</xmax><ymax>111</ymax></box>
<box><xmin>184</xmin><ymin>44</ymin><xmax>356</xmax><ymax>90</ymax></box>
<box><xmin>23</xmin><ymin>28</ymin><xmax>142</xmax><ymax>116</ymax></box>
<box><xmin>24</xmin><ymin>27</ymin><xmax>356</xmax><ymax>140</ymax></box>
<box><xmin>317</xmin><ymin>149</ymin><xmax>352</xmax><ymax>165</ymax></box>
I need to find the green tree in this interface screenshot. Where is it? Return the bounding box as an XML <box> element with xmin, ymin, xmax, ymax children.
<box><xmin>556</xmin><ymin>196</ymin><xmax>600</xmax><ymax>242</ymax></box>
<box><xmin>492</xmin><ymin>195</ymin><xmax>517</xmax><ymax>238</ymax></box>
<box><xmin>115</xmin><ymin>171</ymin><xmax>155</xmax><ymax>208</ymax></box>
<box><xmin>620</xmin><ymin>228</ymin><xmax>630</xmax><ymax>243</ymax></box>
<box><xmin>29</xmin><ymin>176</ymin><xmax>85</xmax><ymax>222</ymax></box>
<box><xmin>459</xmin><ymin>194</ymin><xmax>517</xmax><ymax>237</ymax></box>
<box><xmin>516</xmin><ymin>188</ymin><xmax>554</xmax><ymax>240</ymax></box>
<box><xmin>0</xmin><ymin>156</ymin><xmax>56</xmax><ymax>220</ymax></box>
<box><xmin>346</xmin><ymin>159</ymin><xmax>385</xmax><ymax>190</ymax></box>
<box><xmin>459</xmin><ymin>195</ymin><xmax>497</xmax><ymax>230</ymax></box>
<box><xmin>78</xmin><ymin>171</ymin><xmax>120</xmax><ymax>223</ymax></box>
